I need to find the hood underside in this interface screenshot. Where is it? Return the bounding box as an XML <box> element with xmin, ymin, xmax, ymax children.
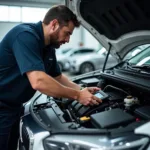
<box><xmin>66</xmin><ymin>0</ymin><xmax>150</xmax><ymax>59</ymax></box>
<box><xmin>80</xmin><ymin>0</ymin><xmax>150</xmax><ymax>40</ymax></box>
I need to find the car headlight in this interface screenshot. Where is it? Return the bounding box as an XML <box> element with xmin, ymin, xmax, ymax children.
<box><xmin>43</xmin><ymin>134</ymin><xmax>149</xmax><ymax>150</ymax></box>
<box><xmin>44</xmin><ymin>141</ymin><xmax>100</xmax><ymax>150</ymax></box>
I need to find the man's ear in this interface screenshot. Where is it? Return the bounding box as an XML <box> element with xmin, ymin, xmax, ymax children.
<box><xmin>54</xmin><ymin>24</ymin><xmax>59</xmax><ymax>31</ymax></box>
<box><xmin>51</xmin><ymin>19</ymin><xmax>60</xmax><ymax>31</ymax></box>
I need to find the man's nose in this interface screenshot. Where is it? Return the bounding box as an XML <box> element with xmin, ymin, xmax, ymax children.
<box><xmin>65</xmin><ymin>36</ymin><xmax>70</xmax><ymax>43</ymax></box>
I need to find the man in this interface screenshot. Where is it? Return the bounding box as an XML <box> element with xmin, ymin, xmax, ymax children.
<box><xmin>0</xmin><ymin>5</ymin><xmax>102</xmax><ymax>150</ymax></box>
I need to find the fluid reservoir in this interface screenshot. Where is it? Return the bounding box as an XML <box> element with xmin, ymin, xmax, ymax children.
<box><xmin>124</xmin><ymin>95</ymin><xmax>138</xmax><ymax>108</ymax></box>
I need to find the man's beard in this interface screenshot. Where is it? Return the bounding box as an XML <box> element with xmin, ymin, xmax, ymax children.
<box><xmin>50</xmin><ymin>29</ymin><xmax>62</xmax><ymax>49</ymax></box>
<box><xmin>50</xmin><ymin>39</ymin><xmax>61</xmax><ymax>49</ymax></box>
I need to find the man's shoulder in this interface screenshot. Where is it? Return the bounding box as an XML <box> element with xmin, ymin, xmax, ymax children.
<box><xmin>14</xmin><ymin>23</ymin><xmax>40</xmax><ymax>40</ymax></box>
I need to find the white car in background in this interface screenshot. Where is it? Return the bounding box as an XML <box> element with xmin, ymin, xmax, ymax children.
<box><xmin>56</xmin><ymin>48</ymin><xmax>72</xmax><ymax>56</ymax></box>
<box><xmin>69</xmin><ymin>45</ymin><xmax>150</xmax><ymax>74</ymax></box>
<box><xmin>56</xmin><ymin>47</ymin><xmax>96</xmax><ymax>71</ymax></box>
<box><xmin>68</xmin><ymin>47</ymin><xmax>118</xmax><ymax>74</ymax></box>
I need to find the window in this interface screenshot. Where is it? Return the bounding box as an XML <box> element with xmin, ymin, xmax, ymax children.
<box><xmin>9</xmin><ymin>6</ymin><xmax>21</xmax><ymax>22</ymax></box>
<box><xmin>80</xmin><ymin>49</ymin><xmax>95</xmax><ymax>53</ymax></box>
<box><xmin>0</xmin><ymin>5</ymin><xmax>48</xmax><ymax>23</ymax></box>
<box><xmin>0</xmin><ymin>6</ymin><xmax>9</xmax><ymax>21</ymax></box>
<box><xmin>22</xmin><ymin>7</ymin><xmax>47</xmax><ymax>23</ymax></box>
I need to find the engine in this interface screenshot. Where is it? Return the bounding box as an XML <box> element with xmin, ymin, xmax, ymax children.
<box><xmin>57</xmin><ymin>86</ymin><xmax>145</xmax><ymax>129</ymax></box>
<box><xmin>31</xmin><ymin>73</ymin><xmax>150</xmax><ymax>131</ymax></box>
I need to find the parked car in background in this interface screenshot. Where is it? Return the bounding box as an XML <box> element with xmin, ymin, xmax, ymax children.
<box><xmin>68</xmin><ymin>47</ymin><xmax>118</xmax><ymax>74</ymax></box>
<box><xmin>68</xmin><ymin>45</ymin><xmax>150</xmax><ymax>74</ymax></box>
<box><xmin>56</xmin><ymin>47</ymin><xmax>96</xmax><ymax>71</ymax></box>
<box><xmin>56</xmin><ymin>48</ymin><xmax>72</xmax><ymax>55</ymax></box>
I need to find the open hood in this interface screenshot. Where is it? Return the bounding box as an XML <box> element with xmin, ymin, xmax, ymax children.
<box><xmin>66</xmin><ymin>0</ymin><xmax>150</xmax><ymax>60</ymax></box>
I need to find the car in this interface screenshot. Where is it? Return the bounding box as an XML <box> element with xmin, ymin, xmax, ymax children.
<box><xmin>56</xmin><ymin>47</ymin><xmax>96</xmax><ymax>71</ymax></box>
<box><xmin>68</xmin><ymin>47</ymin><xmax>118</xmax><ymax>74</ymax></box>
<box><xmin>19</xmin><ymin>0</ymin><xmax>150</xmax><ymax>150</ymax></box>
<box><xmin>56</xmin><ymin>48</ymin><xmax>72</xmax><ymax>56</ymax></box>
<box><xmin>68</xmin><ymin>45</ymin><xmax>149</xmax><ymax>74</ymax></box>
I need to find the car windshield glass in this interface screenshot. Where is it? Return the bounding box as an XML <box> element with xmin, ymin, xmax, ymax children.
<box><xmin>128</xmin><ymin>46</ymin><xmax>150</xmax><ymax>66</ymax></box>
<box><xmin>62</xmin><ymin>48</ymin><xmax>71</xmax><ymax>54</ymax></box>
<box><xmin>97</xmin><ymin>47</ymin><xmax>106</xmax><ymax>55</ymax></box>
<box><xmin>64</xmin><ymin>48</ymin><xmax>78</xmax><ymax>56</ymax></box>
<box><xmin>56</xmin><ymin>48</ymin><xmax>71</xmax><ymax>55</ymax></box>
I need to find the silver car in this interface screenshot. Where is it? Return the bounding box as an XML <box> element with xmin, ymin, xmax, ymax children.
<box><xmin>68</xmin><ymin>47</ymin><xmax>118</xmax><ymax>74</ymax></box>
<box><xmin>56</xmin><ymin>47</ymin><xmax>96</xmax><ymax>71</ymax></box>
<box><xmin>68</xmin><ymin>45</ymin><xmax>149</xmax><ymax>74</ymax></box>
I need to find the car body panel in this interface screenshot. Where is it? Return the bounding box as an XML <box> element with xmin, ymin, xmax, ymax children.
<box><xmin>68</xmin><ymin>48</ymin><xmax>117</xmax><ymax>73</ymax></box>
<box><xmin>56</xmin><ymin>47</ymin><xmax>96</xmax><ymax>70</ymax></box>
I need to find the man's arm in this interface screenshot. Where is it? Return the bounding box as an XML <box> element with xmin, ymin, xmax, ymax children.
<box><xmin>26</xmin><ymin>71</ymin><xmax>102</xmax><ymax>105</ymax></box>
<box><xmin>27</xmin><ymin>71</ymin><xmax>79</xmax><ymax>99</ymax></box>
<box><xmin>54</xmin><ymin>74</ymin><xmax>101</xmax><ymax>95</ymax></box>
<box><xmin>54</xmin><ymin>74</ymin><xmax>80</xmax><ymax>90</ymax></box>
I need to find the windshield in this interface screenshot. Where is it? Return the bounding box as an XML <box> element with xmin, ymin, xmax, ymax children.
<box><xmin>97</xmin><ymin>47</ymin><xmax>107</xmax><ymax>55</ymax></box>
<box><xmin>64</xmin><ymin>48</ymin><xmax>79</xmax><ymax>56</ymax></box>
<box><xmin>128</xmin><ymin>46</ymin><xmax>150</xmax><ymax>66</ymax></box>
<box><xmin>56</xmin><ymin>48</ymin><xmax>71</xmax><ymax>55</ymax></box>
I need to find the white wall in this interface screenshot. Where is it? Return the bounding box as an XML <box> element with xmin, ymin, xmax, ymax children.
<box><xmin>58</xmin><ymin>26</ymin><xmax>101</xmax><ymax>50</ymax></box>
<box><xmin>0</xmin><ymin>22</ymin><xmax>100</xmax><ymax>50</ymax></box>
<box><xmin>0</xmin><ymin>22</ymin><xmax>19</xmax><ymax>40</ymax></box>
<box><xmin>83</xmin><ymin>28</ymin><xmax>100</xmax><ymax>50</ymax></box>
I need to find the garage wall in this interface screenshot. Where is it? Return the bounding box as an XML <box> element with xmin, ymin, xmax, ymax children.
<box><xmin>0</xmin><ymin>22</ymin><xmax>82</xmax><ymax>49</ymax></box>
<box><xmin>0</xmin><ymin>0</ymin><xmax>64</xmax><ymax>8</ymax></box>
<box><xmin>84</xmin><ymin>28</ymin><xmax>100</xmax><ymax>50</ymax></box>
<box><xmin>0</xmin><ymin>22</ymin><xmax>18</xmax><ymax>40</ymax></box>
<box><xmin>0</xmin><ymin>1</ymin><xmax>100</xmax><ymax>50</ymax></box>
<box><xmin>0</xmin><ymin>22</ymin><xmax>100</xmax><ymax>50</ymax></box>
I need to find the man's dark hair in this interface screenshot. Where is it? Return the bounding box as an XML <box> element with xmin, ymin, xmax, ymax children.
<box><xmin>43</xmin><ymin>5</ymin><xmax>80</xmax><ymax>27</ymax></box>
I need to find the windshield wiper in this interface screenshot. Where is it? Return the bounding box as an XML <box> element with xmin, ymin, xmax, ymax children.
<box><xmin>122</xmin><ymin>62</ymin><xmax>141</xmax><ymax>72</ymax></box>
<box><xmin>123</xmin><ymin>63</ymin><xmax>150</xmax><ymax>73</ymax></box>
<box><xmin>130</xmin><ymin>64</ymin><xmax>150</xmax><ymax>69</ymax></box>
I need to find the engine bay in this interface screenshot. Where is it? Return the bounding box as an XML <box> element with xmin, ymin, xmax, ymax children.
<box><xmin>31</xmin><ymin>72</ymin><xmax>150</xmax><ymax>131</ymax></box>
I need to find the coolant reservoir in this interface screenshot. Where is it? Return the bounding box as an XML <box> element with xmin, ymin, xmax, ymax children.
<box><xmin>124</xmin><ymin>96</ymin><xmax>135</xmax><ymax>107</ymax></box>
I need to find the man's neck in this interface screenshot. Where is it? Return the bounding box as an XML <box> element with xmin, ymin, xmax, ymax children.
<box><xmin>42</xmin><ymin>23</ymin><xmax>50</xmax><ymax>46</ymax></box>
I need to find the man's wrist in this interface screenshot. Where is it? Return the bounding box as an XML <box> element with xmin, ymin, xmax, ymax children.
<box><xmin>74</xmin><ymin>90</ymin><xmax>80</xmax><ymax>100</ymax></box>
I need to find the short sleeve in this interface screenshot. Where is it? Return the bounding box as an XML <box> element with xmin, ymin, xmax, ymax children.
<box><xmin>12</xmin><ymin>31</ymin><xmax>45</xmax><ymax>75</ymax></box>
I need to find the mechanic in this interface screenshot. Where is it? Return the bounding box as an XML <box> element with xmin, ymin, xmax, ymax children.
<box><xmin>0</xmin><ymin>5</ymin><xmax>102</xmax><ymax>150</ymax></box>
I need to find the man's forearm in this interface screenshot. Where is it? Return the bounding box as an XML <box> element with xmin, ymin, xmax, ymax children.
<box><xmin>27</xmin><ymin>71</ymin><xmax>80</xmax><ymax>99</ymax></box>
<box><xmin>54</xmin><ymin>74</ymin><xmax>81</xmax><ymax>90</ymax></box>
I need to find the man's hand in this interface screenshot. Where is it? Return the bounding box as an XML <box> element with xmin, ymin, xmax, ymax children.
<box><xmin>78</xmin><ymin>88</ymin><xmax>102</xmax><ymax>106</ymax></box>
<box><xmin>87</xmin><ymin>87</ymin><xmax>101</xmax><ymax>94</ymax></box>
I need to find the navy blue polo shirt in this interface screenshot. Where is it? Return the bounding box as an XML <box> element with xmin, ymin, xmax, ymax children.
<box><xmin>0</xmin><ymin>21</ymin><xmax>61</xmax><ymax>109</ymax></box>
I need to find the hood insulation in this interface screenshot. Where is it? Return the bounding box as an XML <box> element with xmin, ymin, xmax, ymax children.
<box><xmin>80</xmin><ymin>0</ymin><xmax>150</xmax><ymax>40</ymax></box>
